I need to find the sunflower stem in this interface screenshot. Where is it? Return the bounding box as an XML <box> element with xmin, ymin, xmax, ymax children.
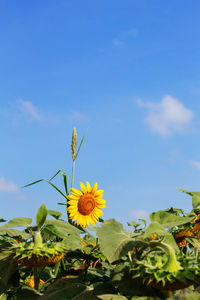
<box><xmin>33</xmin><ymin>267</ymin><xmax>39</xmax><ymax>291</ymax></box>
<box><xmin>67</xmin><ymin>160</ymin><xmax>75</xmax><ymax>224</ymax></box>
<box><xmin>71</xmin><ymin>160</ymin><xmax>75</xmax><ymax>189</ymax></box>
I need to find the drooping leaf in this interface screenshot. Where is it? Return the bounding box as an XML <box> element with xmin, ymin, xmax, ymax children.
<box><xmin>96</xmin><ymin>219</ymin><xmax>146</xmax><ymax>263</ymax></box>
<box><xmin>149</xmin><ymin>210</ymin><xmax>195</xmax><ymax>227</ymax></box>
<box><xmin>62</xmin><ymin>234</ymin><xmax>82</xmax><ymax>250</ymax></box>
<box><xmin>143</xmin><ymin>222</ymin><xmax>166</xmax><ymax>239</ymax></box>
<box><xmin>162</xmin><ymin>233</ymin><xmax>179</xmax><ymax>252</ymax></box>
<box><xmin>24</xmin><ymin>178</ymin><xmax>67</xmax><ymax>199</ymax></box>
<box><xmin>47</xmin><ymin>210</ymin><xmax>62</xmax><ymax>220</ymax></box>
<box><xmin>178</xmin><ymin>188</ymin><xmax>200</xmax><ymax>209</ymax></box>
<box><xmin>49</xmin><ymin>169</ymin><xmax>68</xmax><ymax>196</ymax></box>
<box><xmin>0</xmin><ymin>255</ymin><xmax>18</xmax><ymax>293</ymax></box>
<box><xmin>36</xmin><ymin>203</ymin><xmax>48</xmax><ymax>228</ymax></box>
<box><xmin>1</xmin><ymin>217</ymin><xmax>32</xmax><ymax>229</ymax></box>
<box><xmin>44</xmin><ymin>219</ymin><xmax>82</xmax><ymax>235</ymax></box>
<box><xmin>15</xmin><ymin>286</ymin><xmax>42</xmax><ymax>300</ymax></box>
<box><xmin>0</xmin><ymin>228</ymin><xmax>31</xmax><ymax>239</ymax></box>
<box><xmin>40</xmin><ymin>278</ymin><xmax>87</xmax><ymax>300</ymax></box>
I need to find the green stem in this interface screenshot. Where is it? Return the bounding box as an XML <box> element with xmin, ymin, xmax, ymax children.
<box><xmin>33</xmin><ymin>267</ymin><xmax>39</xmax><ymax>290</ymax></box>
<box><xmin>67</xmin><ymin>160</ymin><xmax>75</xmax><ymax>224</ymax></box>
<box><xmin>71</xmin><ymin>160</ymin><xmax>75</xmax><ymax>189</ymax></box>
<box><xmin>54</xmin><ymin>261</ymin><xmax>61</xmax><ymax>277</ymax></box>
<box><xmin>34</xmin><ymin>230</ymin><xmax>43</xmax><ymax>248</ymax></box>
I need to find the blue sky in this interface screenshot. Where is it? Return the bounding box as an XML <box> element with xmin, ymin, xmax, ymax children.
<box><xmin>1</xmin><ymin>0</ymin><xmax>200</xmax><ymax>225</ymax></box>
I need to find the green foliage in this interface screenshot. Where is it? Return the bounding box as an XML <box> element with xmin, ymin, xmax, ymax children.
<box><xmin>149</xmin><ymin>209</ymin><xmax>195</xmax><ymax>227</ymax></box>
<box><xmin>178</xmin><ymin>188</ymin><xmax>200</xmax><ymax>209</ymax></box>
<box><xmin>1</xmin><ymin>217</ymin><xmax>32</xmax><ymax>229</ymax></box>
<box><xmin>96</xmin><ymin>219</ymin><xmax>147</xmax><ymax>263</ymax></box>
<box><xmin>36</xmin><ymin>204</ymin><xmax>48</xmax><ymax>229</ymax></box>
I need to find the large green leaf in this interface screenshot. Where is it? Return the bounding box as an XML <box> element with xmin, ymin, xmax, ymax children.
<box><xmin>0</xmin><ymin>255</ymin><xmax>18</xmax><ymax>293</ymax></box>
<box><xmin>15</xmin><ymin>287</ymin><xmax>42</xmax><ymax>300</ymax></box>
<box><xmin>0</xmin><ymin>217</ymin><xmax>32</xmax><ymax>229</ymax></box>
<box><xmin>40</xmin><ymin>277</ymin><xmax>88</xmax><ymax>300</ymax></box>
<box><xmin>0</xmin><ymin>228</ymin><xmax>31</xmax><ymax>239</ymax></box>
<box><xmin>36</xmin><ymin>203</ymin><xmax>48</xmax><ymax>228</ymax></box>
<box><xmin>162</xmin><ymin>233</ymin><xmax>179</xmax><ymax>252</ymax></box>
<box><xmin>149</xmin><ymin>210</ymin><xmax>195</xmax><ymax>227</ymax></box>
<box><xmin>143</xmin><ymin>222</ymin><xmax>166</xmax><ymax>239</ymax></box>
<box><xmin>44</xmin><ymin>219</ymin><xmax>81</xmax><ymax>235</ymax></box>
<box><xmin>47</xmin><ymin>210</ymin><xmax>62</xmax><ymax>220</ymax></box>
<box><xmin>96</xmin><ymin>219</ymin><xmax>147</xmax><ymax>263</ymax></box>
<box><xmin>42</xmin><ymin>225</ymin><xmax>81</xmax><ymax>249</ymax></box>
<box><xmin>178</xmin><ymin>188</ymin><xmax>200</xmax><ymax>209</ymax></box>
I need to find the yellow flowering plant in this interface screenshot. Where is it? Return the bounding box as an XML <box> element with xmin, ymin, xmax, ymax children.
<box><xmin>2</xmin><ymin>128</ymin><xmax>200</xmax><ymax>299</ymax></box>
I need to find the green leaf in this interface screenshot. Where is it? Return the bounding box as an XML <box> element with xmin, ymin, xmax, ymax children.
<box><xmin>96</xmin><ymin>219</ymin><xmax>147</xmax><ymax>263</ymax></box>
<box><xmin>15</xmin><ymin>286</ymin><xmax>42</xmax><ymax>300</ymax></box>
<box><xmin>178</xmin><ymin>188</ymin><xmax>200</xmax><ymax>209</ymax></box>
<box><xmin>0</xmin><ymin>228</ymin><xmax>31</xmax><ymax>239</ymax></box>
<box><xmin>0</xmin><ymin>255</ymin><xmax>18</xmax><ymax>293</ymax></box>
<box><xmin>44</xmin><ymin>219</ymin><xmax>82</xmax><ymax>235</ymax></box>
<box><xmin>24</xmin><ymin>178</ymin><xmax>67</xmax><ymax>199</ymax></box>
<box><xmin>75</xmin><ymin>130</ymin><xmax>87</xmax><ymax>160</ymax></box>
<box><xmin>149</xmin><ymin>210</ymin><xmax>195</xmax><ymax>227</ymax></box>
<box><xmin>49</xmin><ymin>169</ymin><xmax>69</xmax><ymax>196</ymax></box>
<box><xmin>62</xmin><ymin>235</ymin><xmax>82</xmax><ymax>250</ymax></box>
<box><xmin>162</xmin><ymin>233</ymin><xmax>179</xmax><ymax>252</ymax></box>
<box><xmin>1</xmin><ymin>217</ymin><xmax>32</xmax><ymax>228</ymax></box>
<box><xmin>98</xmin><ymin>295</ymin><xmax>128</xmax><ymax>300</ymax></box>
<box><xmin>47</xmin><ymin>210</ymin><xmax>62</xmax><ymax>219</ymax></box>
<box><xmin>36</xmin><ymin>203</ymin><xmax>48</xmax><ymax>228</ymax></box>
<box><xmin>40</xmin><ymin>278</ymin><xmax>87</xmax><ymax>300</ymax></box>
<box><xmin>143</xmin><ymin>222</ymin><xmax>166</xmax><ymax>239</ymax></box>
<box><xmin>0</xmin><ymin>219</ymin><xmax>6</xmax><ymax>223</ymax></box>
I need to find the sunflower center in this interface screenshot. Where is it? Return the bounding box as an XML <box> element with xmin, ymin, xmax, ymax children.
<box><xmin>78</xmin><ymin>193</ymin><xmax>95</xmax><ymax>215</ymax></box>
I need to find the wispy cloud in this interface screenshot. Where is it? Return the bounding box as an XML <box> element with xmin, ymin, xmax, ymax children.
<box><xmin>113</xmin><ymin>28</ymin><xmax>138</xmax><ymax>47</ymax></box>
<box><xmin>68</xmin><ymin>110</ymin><xmax>88</xmax><ymax>123</ymax></box>
<box><xmin>189</xmin><ymin>160</ymin><xmax>200</xmax><ymax>171</ymax></box>
<box><xmin>18</xmin><ymin>99</ymin><xmax>43</xmax><ymax>121</ymax></box>
<box><xmin>137</xmin><ymin>95</ymin><xmax>194</xmax><ymax>136</ymax></box>
<box><xmin>130</xmin><ymin>209</ymin><xmax>149</xmax><ymax>220</ymax></box>
<box><xmin>0</xmin><ymin>177</ymin><xmax>19</xmax><ymax>193</ymax></box>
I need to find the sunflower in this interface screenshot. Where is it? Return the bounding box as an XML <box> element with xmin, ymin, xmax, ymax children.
<box><xmin>66</xmin><ymin>182</ymin><xmax>106</xmax><ymax>227</ymax></box>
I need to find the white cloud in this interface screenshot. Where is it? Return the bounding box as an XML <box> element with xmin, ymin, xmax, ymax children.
<box><xmin>113</xmin><ymin>28</ymin><xmax>138</xmax><ymax>47</ymax></box>
<box><xmin>130</xmin><ymin>209</ymin><xmax>149</xmax><ymax>220</ymax></box>
<box><xmin>68</xmin><ymin>110</ymin><xmax>88</xmax><ymax>122</ymax></box>
<box><xmin>0</xmin><ymin>177</ymin><xmax>19</xmax><ymax>193</ymax></box>
<box><xmin>137</xmin><ymin>95</ymin><xmax>194</xmax><ymax>136</ymax></box>
<box><xmin>113</xmin><ymin>38</ymin><xmax>125</xmax><ymax>47</ymax></box>
<box><xmin>18</xmin><ymin>99</ymin><xmax>43</xmax><ymax>121</ymax></box>
<box><xmin>190</xmin><ymin>160</ymin><xmax>200</xmax><ymax>171</ymax></box>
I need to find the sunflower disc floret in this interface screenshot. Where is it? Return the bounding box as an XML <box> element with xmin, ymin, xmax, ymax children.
<box><xmin>66</xmin><ymin>181</ymin><xmax>106</xmax><ymax>227</ymax></box>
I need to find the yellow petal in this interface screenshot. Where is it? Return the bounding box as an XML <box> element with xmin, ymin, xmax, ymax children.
<box><xmin>70</xmin><ymin>188</ymin><xmax>83</xmax><ymax>196</ymax></box>
<box><xmin>80</xmin><ymin>182</ymin><xmax>87</xmax><ymax>193</ymax></box>
<box><xmin>67</xmin><ymin>195</ymin><xmax>79</xmax><ymax>201</ymax></box>
<box><xmin>96</xmin><ymin>203</ymin><xmax>106</xmax><ymax>208</ymax></box>
<box><xmin>91</xmin><ymin>182</ymin><xmax>98</xmax><ymax>194</ymax></box>
<box><xmin>96</xmin><ymin>199</ymin><xmax>106</xmax><ymax>204</ymax></box>
<box><xmin>94</xmin><ymin>190</ymin><xmax>104</xmax><ymax>197</ymax></box>
<box><xmin>86</xmin><ymin>181</ymin><xmax>92</xmax><ymax>192</ymax></box>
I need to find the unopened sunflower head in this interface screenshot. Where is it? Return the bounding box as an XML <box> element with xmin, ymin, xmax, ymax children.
<box><xmin>66</xmin><ymin>181</ymin><xmax>106</xmax><ymax>227</ymax></box>
<box><xmin>13</xmin><ymin>241</ymin><xmax>67</xmax><ymax>267</ymax></box>
<box><xmin>71</xmin><ymin>127</ymin><xmax>77</xmax><ymax>161</ymax></box>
